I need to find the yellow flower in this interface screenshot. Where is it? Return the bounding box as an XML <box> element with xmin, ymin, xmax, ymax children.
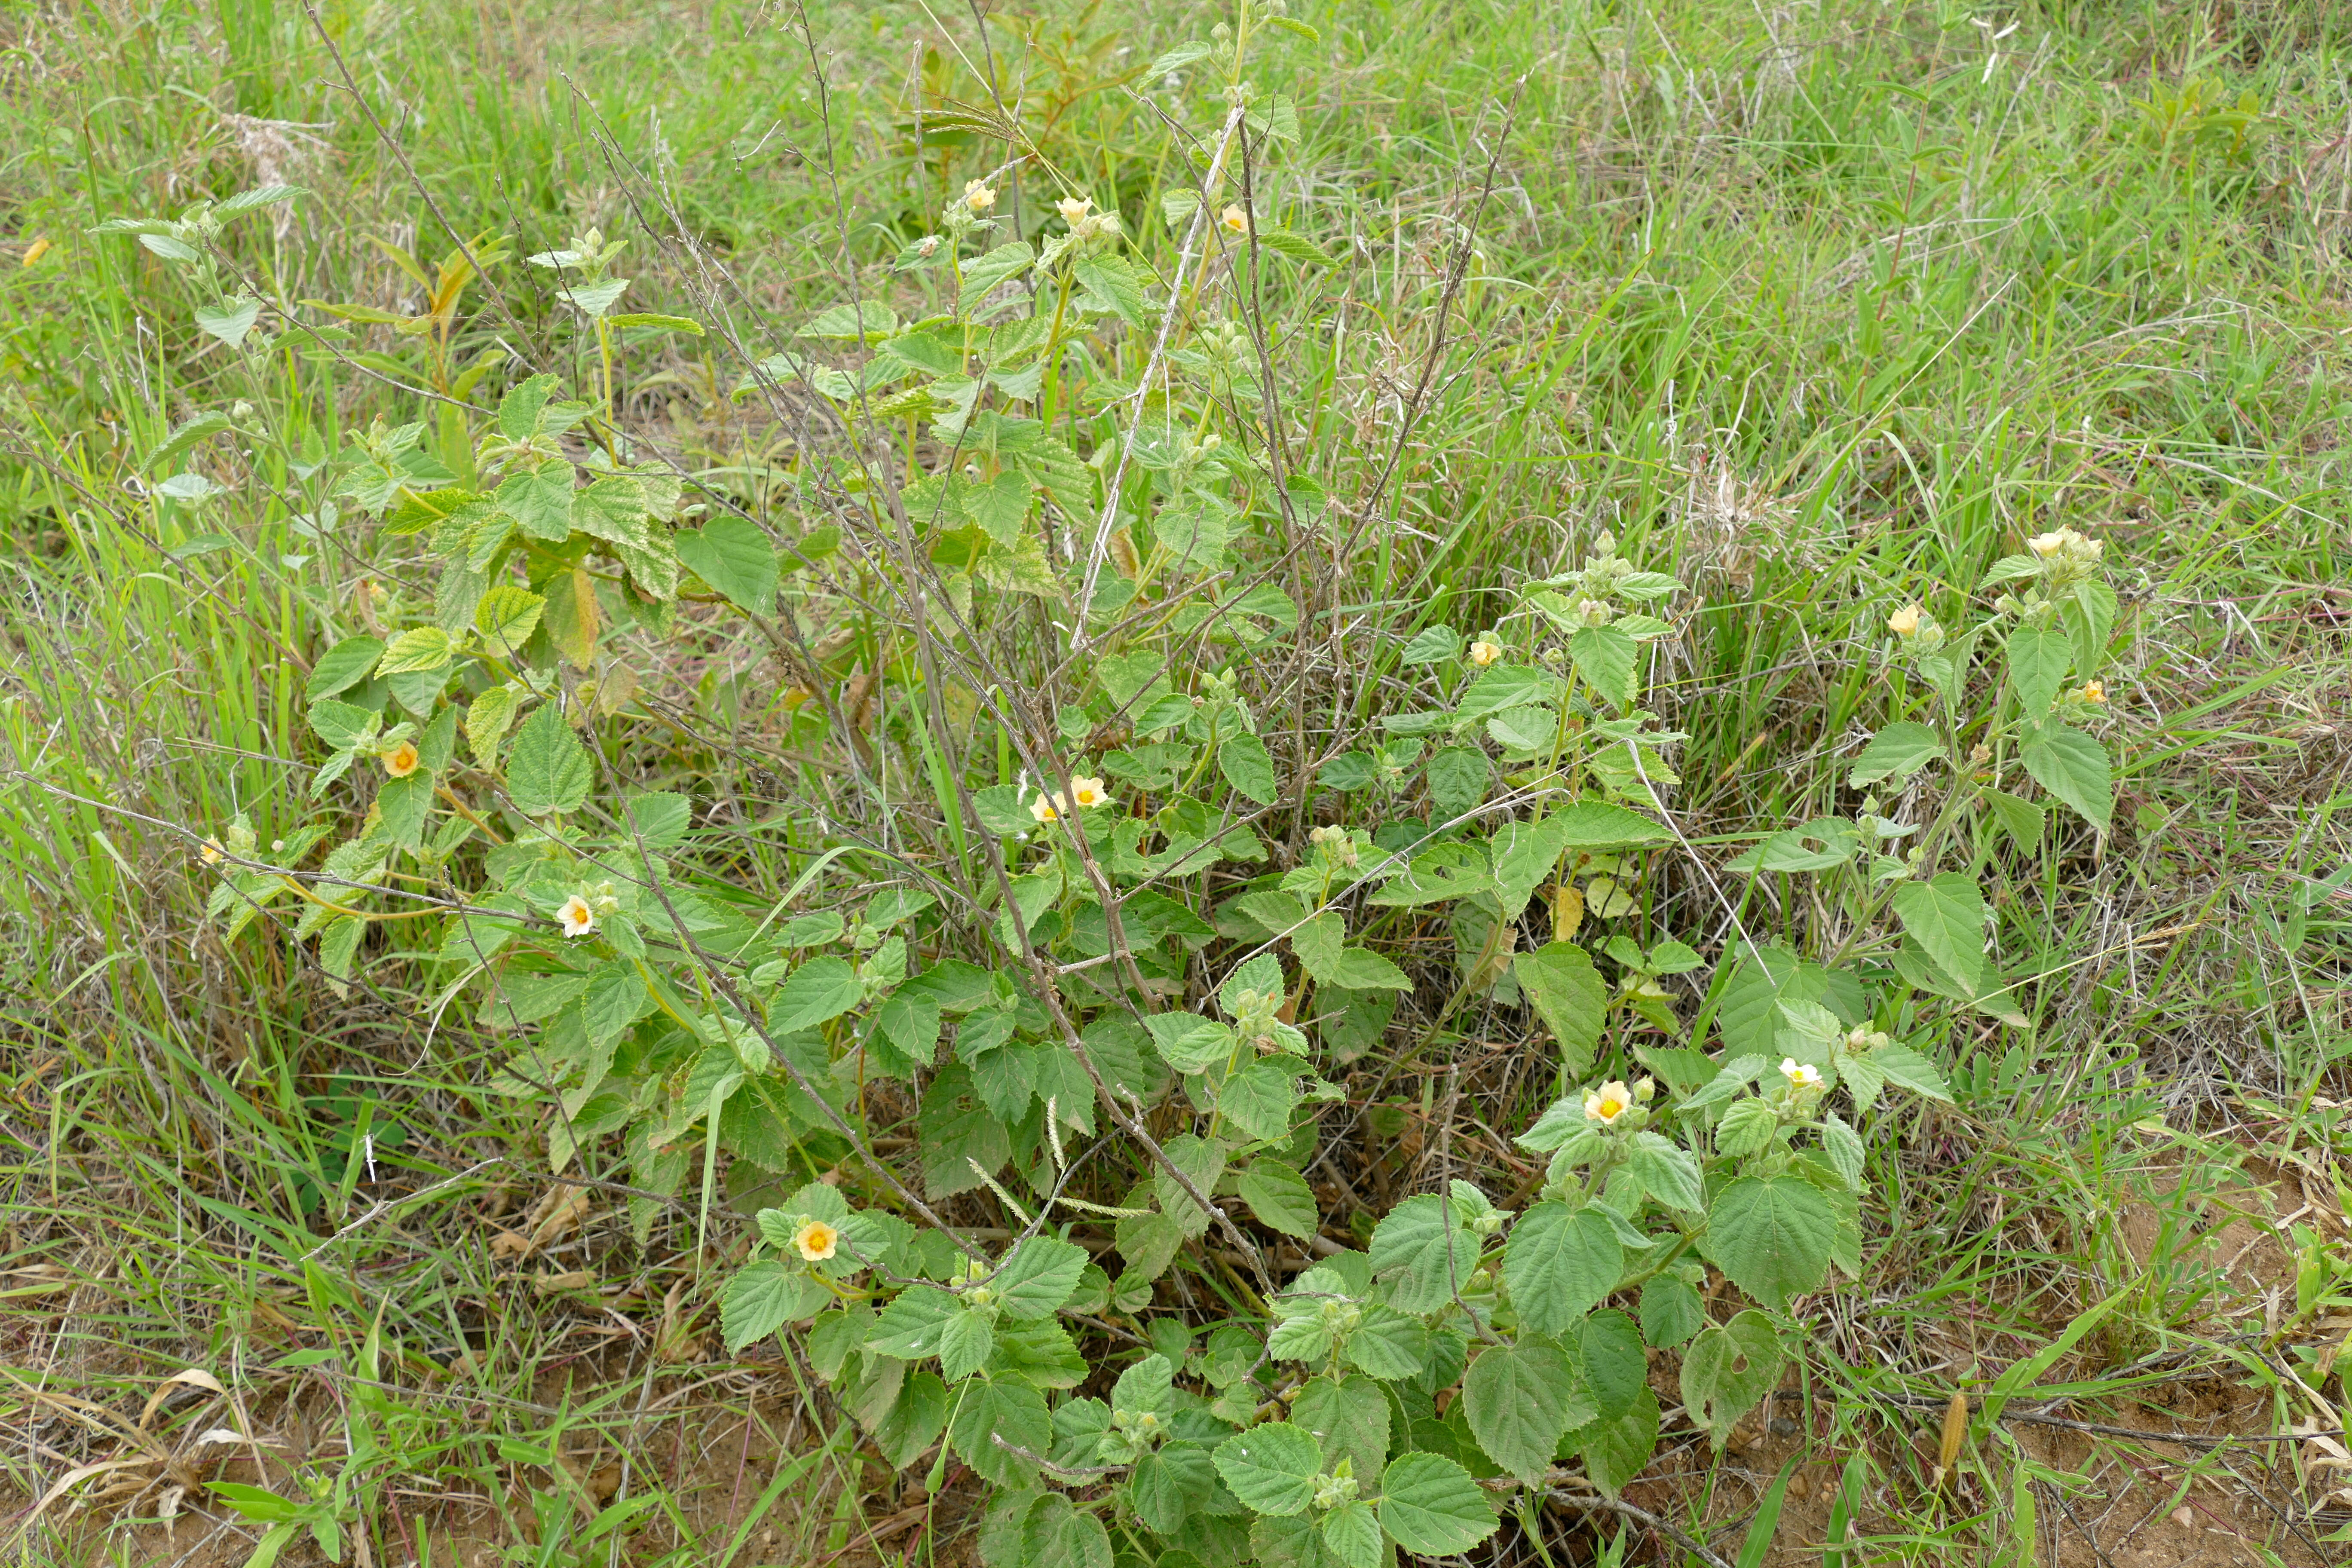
<box><xmin>199</xmin><ymin>838</ymin><xmax>223</xmax><ymax>865</ymax></box>
<box><xmin>1029</xmin><ymin>791</ymin><xmax>1063</xmax><ymax>824</ymax></box>
<box><xmin>557</xmin><ymin>895</ymin><xmax>597</xmax><ymax>939</ymax></box>
<box><xmin>22</xmin><ymin>236</ymin><xmax>50</xmax><ymax>267</ymax></box>
<box><xmin>1887</xmin><ymin>603</ymin><xmax>1923</xmax><ymax>637</ymax></box>
<box><xmin>1583</xmin><ymin>1080</ymin><xmax>1635</xmax><ymax>1124</ymax></box>
<box><xmin>2080</xmin><ymin>680</ymin><xmax>2106</xmax><ymax>704</ymax></box>
<box><xmin>382</xmin><ymin>741</ymin><xmax>420</xmax><ymax>778</ymax></box>
<box><xmin>1467</xmin><ymin>638</ymin><xmax>1504</xmax><ymax>668</ymax></box>
<box><xmin>1057</xmin><ymin>195</ymin><xmax>1094</xmax><ymax>226</ymax></box>
<box><xmin>2025</xmin><ymin>530</ymin><xmax>2069</xmax><ymax>557</ymax></box>
<box><xmin>1220</xmin><ymin>203</ymin><xmax>1250</xmax><ymax>234</ymax></box>
<box><xmin>962</xmin><ymin>178</ymin><xmax>997</xmax><ymax>213</ymax></box>
<box><xmin>1779</xmin><ymin>1057</ymin><xmax>1822</xmax><ymax>1090</ymax></box>
<box><xmin>794</xmin><ymin>1219</ymin><xmax>839</xmax><ymax>1262</ymax></box>
<box><xmin>1069</xmin><ymin>775</ymin><xmax>1111</xmax><ymax>809</ymax></box>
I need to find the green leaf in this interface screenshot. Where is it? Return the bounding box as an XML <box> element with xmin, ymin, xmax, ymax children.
<box><xmin>1325</xmin><ymin>946</ymin><xmax>1410</xmax><ymax>991</ymax></box>
<box><xmin>1368</xmin><ymin>1193</ymin><xmax>1478</xmax><ymax>1315</ymax></box>
<box><xmin>497</xmin><ymin>461</ymin><xmax>574</xmax><ymax>542</ymax></box>
<box><xmin>143</xmin><ymin>411</ymin><xmax>234</xmax><ymax>472</ymax></box>
<box><xmin>1219</xmin><ymin>733</ymin><xmax>1280</xmax><ymax>806</ymax></box>
<box><xmin>873</xmin><ymin>1371</ymin><xmax>949</xmax><ymax>1469</ymax></box>
<box><xmin>497</xmin><ymin>374</ymin><xmax>558</xmax><ymax>438</ymax></box>
<box><xmin>1490</xmin><ymin>815</ymin><xmax>1572</xmax><ymax>908</ymax></box>
<box><xmin>1847</xmin><ymin>722</ymin><xmax>1942</xmax><ymax>787</ymax></box>
<box><xmin>1514</xmin><ymin>943</ymin><xmax>1607</xmax><ymax>1075</ymax></box>
<box><xmin>990</xmin><ymin>1235</ymin><xmax>1089</xmax><ymax>1320</ymax></box>
<box><xmin>1218</xmin><ymin>1061</ymin><xmax>1301</xmax><ymax>1142</ymax></box>
<box><xmin>1638</xmin><ymin>1275</ymin><xmax>1705</xmax><ymax>1348</ymax></box>
<box><xmin>2020</xmin><ymin>724</ymin><xmax>2112</xmax><ymax>828</ymax></box>
<box><xmin>963</xmin><ymin>471</ymin><xmax>1034</xmax><ymax>544</ymax></box>
<box><xmin>375</xmin><ymin>626</ymin><xmax>456</xmax><ymax>676</ymax></box>
<box><xmin>1569</xmin><ymin>1382</ymin><xmax>1659</xmax><ymax>1497</ymax></box>
<box><xmin>959</xmin><ymin>244</ymin><xmax>1034</xmax><ymax>299</ymax></box>
<box><xmin>2006</xmin><ymin>621</ymin><xmax>2070</xmax><ymax>719</ymax></box>
<box><xmin>1577</xmin><ymin>1309</ymin><xmax>1646</xmax><ymax>1419</ymax></box>
<box><xmin>1502</xmin><ymin>1202</ymin><xmax>1621</xmax><ymax>1335</ymax></box>
<box><xmin>1822</xmin><ymin>1114</ymin><xmax>1865</xmax><ymax>1189</ymax></box>
<box><xmin>1341</xmin><ymin>1305</ymin><xmax>1430</xmax><ymax>1380</ymax></box>
<box><xmin>1143</xmin><ymin>1012</ymin><xmax>1235</xmax><ymax>1074</ymax></box>
<box><xmin>1627</xmin><ymin>1132</ymin><xmax>1703</xmax><ymax>1212</ymax></box>
<box><xmin>865</xmin><ymin>1288</ymin><xmax>955</xmax><ymax>1363</ymax></box>
<box><xmin>474</xmin><ymin>584</ymin><xmax>545</xmax><ymax>655</ymax></box>
<box><xmin>503</xmin><ymin>701</ymin><xmax>592</xmax><ymax>815</ymax></box>
<box><xmin>1289</xmin><ymin>911</ymin><xmax>1344</xmax><ymax>978</ymax></box>
<box><xmin>1375</xmin><ymin>1452</ymin><xmax>1498</xmax><ymax>1556</ymax></box>
<box><xmin>1112</xmin><ymin>1352</ymin><xmax>1175</xmax><ymax>1418</ymax></box>
<box><xmin>1678</xmin><ymin>1310</ymin><xmax>1782</xmax><ymax>1449</ymax></box>
<box><xmin>195</xmin><ymin>297</ymin><xmax>262</xmax><ymax>348</ymax></box>
<box><xmin>622</xmin><ymin>790</ymin><xmax>694</xmax><ymax>848</ymax></box>
<box><xmin>950</xmin><ymin>1377</ymin><xmax>1052</xmax><ymax>1486</ymax></box>
<box><xmin>1462</xmin><ymin>1338</ymin><xmax>1578</xmax><ymax>1482</ymax></box>
<box><xmin>1126</xmin><ymin>1439</ymin><xmax>1215</xmax><ymax>1534</ymax></box>
<box><xmin>1074</xmin><ymin>256</ymin><xmax>1150</xmax><ymax>328</ymax></box>
<box><xmin>1891</xmin><ymin>873</ymin><xmax>1986</xmax><ymax>996</ymax></box>
<box><xmin>676</xmin><ymin>516</ymin><xmax>780</xmax><ymax>612</ymax></box>
<box><xmin>1869</xmin><ymin>1043</ymin><xmax>1954</xmax><ymax>1102</ymax></box>
<box><xmin>1154</xmin><ymin>1133</ymin><xmax>1227</xmax><ymax>1238</ymax></box>
<box><xmin>1237</xmin><ymin>1160</ymin><xmax>1317</xmax><ymax>1239</ymax></box>
<box><xmin>206</xmin><ymin>1481</ymin><xmax>303</xmax><ymax>1522</ymax></box>
<box><xmin>1715</xmin><ymin>1097</ymin><xmax>1780</xmax><ymax>1158</ymax></box>
<box><xmin>1250</xmin><ymin>1513</ymin><xmax>1341</xmax><ymax>1568</ymax></box>
<box><xmin>307</xmin><ymin>636</ymin><xmax>383</xmax><ymax>701</ymax></box>
<box><xmin>1400</xmin><ymin>624</ymin><xmax>1459</xmax><ymax>665</ymax></box>
<box><xmin>1454</xmin><ymin>663</ymin><xmax>1562</xmax><ymax>723</ymax></box>
<box><xmin>1702</xmin><ymin>1177</ymin><xmax>1836</xmax><ymax>1311</ymax></box>
<box><xmin>1292</xmin><ymin>1375</ymin><xmax>1388</xmax><ymax>1487</ymax></box>
<box><xmin>937</xmin><ymin>1303</ymin><xmax>995</xmax><ymax>1379</ymax></box>
<box><xmin>1320</xmin><ymin>1501</ymin><xmax>1382</xmax><ymax>1568</ymax></box>
<box><xmin>1425</xmin><ymin>745</ymin><xmax>1489</xmax><ymax>820</ymax></box>
<box><xmin>772</xmin><ymin>956</ymin><xmax>863</xmax><ymax>1032</ymax></box>
<box><xmin>217</xmin><ymin>183</ymin><xmax>309</xmax><ymax>216</ymax></box>
<box><xmin>721</xmin><ymin>1259</ymin><xmax>827</xmax><ymax>1350</ymax></box>
<box><xmin>605</xmin><ymin>311</ymin><xmax>705</xmax><ymax>334</ymax></box>
<box><xmin>465</xmin><ymin>686</ymin><xmax>521</xmax><ymax>766</ymax></box>
<box><xmin>572</xmin><ymin>476</ymin><xmax>651</xmax><ymax>551</ymax></box>
<box><xmin>1568</xmin><ymin>624</ymin><xmax>1639</xmax><ymax>707</ymax></box>
<box><xmin>2065</xmin><ymin>579</ymin><xmax>2119</xmax><ymax>671</ymax></box>
<box><xmin>1212</xmin><ymin>1421</ymin><xmax>1322</xmax><ymax>1515</ymax></box>
<box><xmin>1982</xmin><ymin>788</ymin><xmax>2046</xmax><ymax>847</ymax></box>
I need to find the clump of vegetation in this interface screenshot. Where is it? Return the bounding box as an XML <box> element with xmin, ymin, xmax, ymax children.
<box><xmin>4</xmin><ymin>0</ymin><xmax>2350</xmax><ymax>1565</ymax></box>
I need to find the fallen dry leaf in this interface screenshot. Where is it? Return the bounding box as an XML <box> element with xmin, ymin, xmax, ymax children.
<box><xmin>490</xmin><ymin>1184</ymin><xmax>591</xmax><ymax>1260</ymax></box>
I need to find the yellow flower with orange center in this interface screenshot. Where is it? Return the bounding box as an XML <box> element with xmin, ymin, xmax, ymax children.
<box><xmin>1583</xmin><ymin>1080</ymin><xmax>1634</xmax><ymax>1125</ymax></box>
<box><xmin>1780</xmin><ymin>1057</ymin><xmax>1822</xmax><ymax>1090</ymax></box>
<box><xmin>1467</xmin><ymin>638</ymin><xmax>1504</xmax><ymax>668</ymax></box>
<box><xmin>1220</xmin><ymin>203</ymin><xmax>1249</xmax><ymax>235</ymax></box>
<box><xmin>795</xmin><ymin>1219</ymin><xmax>839</xmax><ymax>1262</ymax></box>
<box><xmin>382</xmin><ymin>741</ymin><xmax>420</xmax><ymax>778</ymax></box>
<box><xmin>1029</xmin><ymin>791</ymin><xmax>1064</xmax><ymax>824</ymax></box>
<box><xmin>2080</xmin><ymin>680</ymin><xmax>2105</xmax><ymax>704</ymax></box>
<box><xmin>1057</xmin><ymin>196</ymin><xmax>1094</xmax><ymax>226</ymax></box>
<box><xmin>557</xmin><ymin>895</ymin><xmax>597</xmax><ymax>939</ymax></box>
<box><xmin>1069</xmin><ymin>775</ymin><xmax>1110</xmax><ymax>809</ymax></box>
